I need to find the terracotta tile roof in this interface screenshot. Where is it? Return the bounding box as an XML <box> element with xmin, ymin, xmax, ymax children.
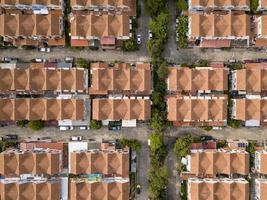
<box><xmin>255</xmin><ymin>38</ymin><xmax>267</xmax><ymax>47</ymax></box>
<box><xmin>70</xmin><ymin>178</ymin><xmax>129</xmax><ymax>200</ymax></box>
<box><xmin>234</xmin><ymin>99</ymin><xmax>267</xmax><ymax>121</ymax></box>
<box><xmin>168</xmin><ymin>67</ymin><xmax>228</xmax><ymax>92</ymax></box>
<box><xmin>0</xmin><ymin>179</ymin><xmax>60</xmax><ymax>200</ymax></box>
<box><xmin>92</xmin><ymin>98</ymin><xmax>151</xmax><ymax>121</ymax></box>
<box><xmin>255</xmin><ymin>150</ymin><xmax>267</xmax><ymax>174</ymax></box>
<box><xmin>71</xmin><ymin>39</ymin><xmax>89</xmax><ymax>47</ymax></box>
<box><xmin>0</xmin><ymin>68</ymin><xmax>86</xmax><ymax>92</ymax></box>
<box><xmin>70</xmin><ymin>14</ymin><xmax>129</xmax><ymax>38</ymax></box>
<box><xmin>20</xmin><ymin>142</ymin><xmax>64</xmax><ymax>151</ymax></box>
<box><xmin>234</xmin><ymin>63</ymin><xmax>267</xmax><ymax>92</ymax></box>
<box><xmin>258</xmin><ymin>15</ymin><xmax>267</xmax><ymax>36</ymax></box>
<box><xmin>188</xmin><ymin>178</ymin><xmax>249</xmax><ymax>200</ymax></box>
<box><xmin>0</xmin><ymin>149</ymin><xmax>62</xmax><ymax>176</ymax></box>
<box><xmin>167</xmin><ymin>96</ymin><xmax>227</xmax><ymax>122</ymax></box>
<box><xmin>90</xmin><ymin>62</ymin><xmax>151</xmax><ymax>94</ymax></box>
<box><xmin>259</xmin><ymin>0</ymin><xmax>267</xmax><ymax>8</ymax></box>
<box><xmin>190</xmin><ymin>0</ymin><xmax>249</xmax><ymax>7</ymax></box>
<box><xmin>0</xmin><ymin>13</ymin><xmax>62</xmax><ymax>37</ymax></box>
<box><xmin>188</xmin><ymin>149</ymin><xmax>249</xmax><ymax>176</ymax></box>
<box><xmin>71</xmin><ymin>0</ymin><xmax>133</xmax><ymax>8</ymax></box>
<box><xmin>200</xmin><ymin>39</ymin><xmax>231</xmax><ymax>48</ymax></box>
<box><xmin>0</xmin><ymin>0</ymin><xmax>61</xmax><ymax>6</ymax></box>
<box><xmin>256</xmin><ymin>179</ymin><xmax>267</xmax><ymax>200</ymax></box>
<box><xmin>0</xmin><ymin>98</ymin><xmax>84</xmax><ymax>121</ymax></box>
<box><xmin>190</xmin><ymin>13</ymin><xmax>250</xmax><ymax>38</ymax></box>
<box><xmin>70</xmin><ymin>149</ymin><xmax>129</xmax><ymax>177</ymax></box>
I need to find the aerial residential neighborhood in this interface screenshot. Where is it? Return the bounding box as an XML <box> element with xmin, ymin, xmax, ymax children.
<box><xmin>1</xmin><ymin>0</ymin><xmax>267</xmax><ymax>199</ymax></box>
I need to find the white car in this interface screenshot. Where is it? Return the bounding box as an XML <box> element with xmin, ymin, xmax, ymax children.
<box><xmin>70</xmin><ymin>136</ymin><xmax>83</xmax><ymax>141</ymax></box>
<box><xmin>148</xmin><ymin>30</ymin><xmax>153</xmax><ymax>40</ymax></box>
<box><xmin>39</xmin><ymin>47</ymin><xmax>51</xmax><ymax>53</ymax></box>
<box><xmin>137</xmin><ymin>34</ymin><xmax>141</xmax><ymax>45</ymax></box>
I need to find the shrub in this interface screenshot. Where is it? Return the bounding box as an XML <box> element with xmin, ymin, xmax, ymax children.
<box><xmin>145</xmin><ymin>0</ymin><xmax>167</xmax><ymax>18</ymax></box>
<box><xmin>203</xmin><ymin>126</ymin><xmax>212</xmax><ymax>131</ymax></box>
<box><xmin>122</xmin><ymin>38</ymin><xmax>138</xmax><ymax>51</ymax></box>
<box><xmin>16</xmin><ymin>120</ymin><xmax>29</xmax><ymax>128</ymax></box>
<box><xmin>250</xmin><ymin>0</ymin><xmax>259</xmax><ymax>13</ymax></box>
<box><xmin>228</xmin><ymin>119</ymin><xmax>242</xmax><ymax>128</ymax></box>
<box><xmin>90</xmin><ymin>120</ymin><xmax>102</xmax><ymax>129</ymax></box>
<box><xmin>120</xmin><ymin>138</ymin><xmax>141</xmax><ymax>151</ymax></box>
<box><xmin>177</xmin><ymin>0</ymin><xmax>188</xmax><ymax>13</ymax></box>
<box><xmin>177</xmin><ymin>16</ymin><xmax>188</xmax><ymax>48</ymax></box>
<box><xmin>76</xmin><ymin>58</ymin><xmax>89</xmax><ymax>68</ymax></box>
<box><xmin>217</xmin><ymin>140</ymin><xmax>227</xmax><ymax>148</ymax></box>
<box><xmin>28</xmin><ymin>120</ymin><xmax>44</xmax><ymax>131</ymax></box>
<box><xmin>174</xmin><ymin>135</ymin><xmax>193</xmax><ymax>158</ymax></box>
<box><xmin>197</xmin><ymin>59</ymin><xmax>210</xmax><ymax>67</ymax></box>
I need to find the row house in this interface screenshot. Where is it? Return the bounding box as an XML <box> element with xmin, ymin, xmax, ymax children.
<box><xmin>189</xmin><ymin>0</ymin><xmax>250</xmax><ymax>12</ymax></box>
<box><xmin>258</xmin><ymin>0</ymin><xmax>267</xmax><ymax>11</ymax></box>
<box><xmin>255</xmin><ymin>15</ymin><xmax>267</xmax><ymax>47</ymax></box>
<box><xmin>185</xmin><ymin>149</ymin><xmax>249</xmax><ymax>177</ymax></box>
<box><xmin>71</xmin><ymin>0</ymin><xmax>136</xmax><ymax>16</ymax></box>
<box><xmin>255</xmin><ymin>179</ymin><xmax>267</xmax><ymax>200</ymax></box>
<box><xmin>0</xmin><ymin>12</ymin><xmax>65</xmax><ymax>47</ymax></box>
<box><xmin>188</xmin><ymin>13</ymin><xmax>250</xmax><ymax>48</ymax></box>
<box><xmin>188</xmin><ymin>178</ymin><xmax>249</xmax><ymax>200</ymax></box>
<box><xmin>255</xmin><ymin>150</ymin><xmax>267</xmax><ymax>175</ymax></box>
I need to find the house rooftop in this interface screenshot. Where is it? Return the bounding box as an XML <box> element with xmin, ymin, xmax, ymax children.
<box><xmin>0</xmin><ymin>0</ymin><xmax>61</xmax><ymax>6</ymax></box>
<box><xmin>188</xmin><ymin>149</ymin><xmax>249</xmax><ymax>176</ymax></box>
<box><xmin>168</xmin><ymin>67</ymin><xmax>228</xmax><ymax>92</ymax></box>
<box><xmin>89</xmin><ymin>62</ymin><xmax>151</xmax><ymax>95</ymax></box>
<box><xmin>70</xmin><ymin>149</ymin><xmax>129</xmax><ymax>177</ymax></box>
<box><xmin>190</xmin><ymin>0</ymin><xmax>249</xmax><ymax>8</ymax></box>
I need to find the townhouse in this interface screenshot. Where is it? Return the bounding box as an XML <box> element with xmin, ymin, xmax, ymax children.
<box><xmin>167</xmin><ymin>66</ymin><xmax>228</xmax><ymax>127</ymax></box>
<box><xmin>255</xmin><ymin>15</ymin><xmax>267</xmax><ymax>47</ymax></box>
<box><xmin>188</xmin><ymin>178</ymin><xmax>249</xmax><ymax>200</ymax></box>
<box><xmin>69</xmin><ymin>0</ymin><xmax>136</xmax><ymax>48</ymax></box>
<box><xmin>185</xmin><ymin>149</ymin><xmax>249</xmax><ymax>177</ymax></box>
<box><xmin>89</xmin><ymin>62</ymin><xmax>152</xmax><ymax>127</ymax></box>
<box><xmin>255</xmin><ymin>179</ymin><xmax>267</xmax><ymax>200</ymax></box>
<box><xmin>255</xmin><ymin>150</ymin><xmax>267</xmax><ymax>174</ymax></box>
<box><xmin>257</xmin><ymin>0</ymin><xmax>267</xmax><ymax>11</ymax></box>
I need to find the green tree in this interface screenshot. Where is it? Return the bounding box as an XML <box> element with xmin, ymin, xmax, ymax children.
<box><xmin>174</xmin><ymin>134</ymin><xmax>193</xmax><ymax>158</ymax></box>
<box><xmin>250</xmin><ymin>0</ymin><xmax>259</xmax><ymax>13</ymax></box>
<box><xmin>90</xmin><ymin>120</ymin><xmax>102</xmax><ymax>129</ymax></box>
<box><xmin>149</xmin><ymin>12</ymin><xmax>169</xmax><ymax>43</ymax></box>
<box><xmin>16</xmin><ymin>120</ymin><xmax>29</xmax><ymax>128</ymax></box>
<box><xmin>177</xmin><ymin>16</ymin><xmax>188</xmax><ymax>48</ymax></box>
<box><xmin>150</xmin><ymin>109</ymin><xmax>166</xmax><ymax>132</ymax></box>
<box><xmin>28</xmin><ymin>120</ymin><xmax>44</xmax><ymax>131</ymax></box>
<box><xmin>148</xmin><ymin>166</ymin><xmax>168</xmax><ymax>200</ymax></box>
<box><xmin>122</xmin><ymin>38</ymin><xmax>138</xmax><ymax>51</ymax></box>
<box><xmin>76</xmin><ymin>58</ymin><xmax>89</xmax><ymax>68</ymax></box>
<box><xmin>145</xmin><ymin>0</ymin><xmax>167</xmax><ymax>18</ymax></box>
<box><xmin>177</xmin><ymin>0</ymin><xmax>188</xmax><ymax>12</ymax></box>
<box><xmin>157</xmin><ymin>60</ymin><xmax>168</xmax><ymax>80</ymax></box>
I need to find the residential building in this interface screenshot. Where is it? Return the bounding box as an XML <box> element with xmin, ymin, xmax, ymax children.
<box><xmin>255</xmin><ymin>16</ymin><xmax>267</xmax><ymax>47</ymax></box>
<box><xmin>258</xmin><ymin>0</ymin><xmax>267</xmax><ymax>11</ymax></box>
<box><xmin>70</xmin><ymin>176</ymin><xmax>129</xmax><ymax>200</ymax></box>
<box><xmin>0</xmin><ymin>0</ymin><xmax>63</xmax><ymax>10</ymax></box>
<box><xmin>70</xmin><ymin>149</ymin><xmax>129</xmax><ymax>177</ymax></box>
<box><xmin>255</xmin><ymin>150</ymin><xmax>267</xmax><ymax>174</ymax></box>
<box><xmin>167</xmin><ymin>95</ymin><xmax>227</xmax><ymax>126</ymax></box>
<box><xmin>231</xmin><ymin>63</ymin><xmax>267</xmax><ymax>93</ymax></box>
<box><xmin>71</xmin><ymin>0</ymin><xmax>136</xmax><ymax>16</ymax></box>
<box><xmin>188</xmin><ymin>13</ymin><xmax>250</xmax><ymax>47</ymax></box>
<box><xmin>0</xmin><ymin>98</ymin><xmax>85</xmax><ymax>121</ymax></box>
<box><xmin>0</xmin><ymin>13</ymin><xmax>64</xmax><ymax>47</ymax></box>
<box><xmin>232</xmin><ymin>97</ymin><xmax>267</xmax><ymax>126</ymax></box>
<box><xmin>188</xmin><ymin>178</ymin><xmax>249</xmax><ymax>200</ymax></box>
<box><xmin>89</xmin><ymin>62</ymin><xmax>151</xmax><ymax>95</ymax></box>
<box><xmin>0</xmin><ymin>67</ymin><xmax>88</xmax><ymax>93</ymax></box>
<box><xmin>186</xmin><ymin>149</ymin><xmax>249</xmax><ymax>176</ymax></box>
<box><xmin>92</xmin><ymin>98</ymin><xmax>151</xmax><ymax>121</ymax></box>
<box><xmin>0</xmin><ymin>149</ymin><xmax>62</xmax><ymax>177</ymax></box>
<box><xmin>189</xmin><ymin>0</ymin><xmax>250</xmax><ymax>11</ymax></box>
<box><xmin>255</xmin><ymin>179</ymin><xmax>267</xmax><ymax>200</ymax></box>
<box><xmin>0</xmin><ymin>177</ymin><xmax>62</xmax><ymax>200</ymax></box>
<box><xmin>70</xmin><ymin>13</ymin><xmax>130</xmax><ymax>47</ymax></box>
<box><xmin>167</xmin><ymin>66</ymin><xmax>228</xmax><ymax>93</ymax></box>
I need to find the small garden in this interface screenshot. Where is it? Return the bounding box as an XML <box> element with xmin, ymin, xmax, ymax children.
<box><xmin>176</xmin><ymin>16</ymin><xmax>188</xmax><ymax>49</ymax></box>
<box><xmin>17</xmin><ymin>120</ymin><xmax>44</xmax><ymax>131</ymax></box>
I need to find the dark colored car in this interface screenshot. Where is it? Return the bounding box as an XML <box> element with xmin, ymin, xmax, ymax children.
<box><xmin>200</xmin><ymin>135</ymin><xmax>213</xmax><ymax>141</ymax></box>
<box><xmin>5</xmin><ymin>134</ymin><xmax>18</xmax><ymax>140</ymax></box>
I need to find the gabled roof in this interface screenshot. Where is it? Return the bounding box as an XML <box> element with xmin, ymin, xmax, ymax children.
<box><xmin>70</xmin><ymin>14</ymin><xmax>129</xmax><ymax>38</ymax></box>
<box><xmin>256</xmin><ymin>151</ymin><xmax>267</xmax><ymax>174</ymax></box>
<box><xmin>90</xmin><ymin>62</ymin><xmax>151</xmax><ymax>94</ymax></box>
<box><xmin>0</xmin><ymin>149</ymin><xmax>62</xmax><ymax>176</ymax></box>
<box><xmin>190</xmin><ymin>13</ymin><xmax>250</xmax><ymax>38</ymax></box>
<box><xmin>234</xmin><ymin>63</ymin><xmax>267</xmax><ymax>92</ymax></box>
<box><xmin>168</xmin><ymin>67</ymin><xmax>228</xmax><ymax>92</ymax></box>
<box><xmin>189</xmin><ymin>149</ymin><xmax>249</xmax><ymax>176</ymax></box>
<box><xmin>167</xmin><ymin>96</ymin><xmax>227</xmax><ymax>122</ymax></box>
<box><xmin>0</xmin><ymin>0</ymin><xmax>61</xmax><ymax>6</ymax></box>
<box><xmin>0</xmin><ymin>98</ymin><xmax>84</xmax><ymax>121</ymax></box>
<box><xmin>70</xmin><ymin>178</ymin><xmax>129</xmax><ymax>200</ymax></box>
<box><xmin>189</xmin><ymin>178</ymin><xmax>249</xmax><ymax>200</ymax></box>
<box><xmin>191</xmin><ymin>0</ymin><xmax>249</xmax><ymax>7</ymax></box>
<box><xmin>92</xmin><ymin>98</ymin><xmax>151</xmax><ymax>120</ymax></box>
<box><xmin>0</xmin><ymin>14</ymin><xmax>61</xmax><ymax>37</ymax></box>
<box><xmin>70</xmin><ymin>149</ymin><xmax>129</xmax><ymax>177</ymax></box>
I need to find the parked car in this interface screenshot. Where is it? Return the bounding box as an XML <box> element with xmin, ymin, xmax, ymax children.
<box><xmin>70</xmin><ymin>136</ymin><xmax>83</xmax><ymax>141</ymax></box>
<box><xmin>33</xmin><ymin>58</ymin><xmax>47</xmax><ymax>63</ymax></box>
<box><xmin>2</xmin><ymin>57</ymin><xmax>18</xmax><ymax>62</ymax></box>
<box><xmin>148</xmin><ymin>30</ymin><xmax>153</xmax><ymax>40</ymax></box>
<box><xmin>38</xmin><ymin>47</ymin><xmax>51</xmax><ymax>53</ymax></box>
<box><xmin>5</xmin><ymin>134</ymin><xmax>18</xmax><ymax>140</ymax></box>
<box><xmin>136</xmin><ymin>184</ymin><xmax>141</xmax><ymax>194</ymax></box>
<box><xmin>137</xmin><ymin>34</ymin><xmax>141</xmax><ymax>45</ymax></box>
<box><xmin>79</xmin><ymin>126</ymin><xmax>88</xmax><ymax>130</ymax></box>
<box><xmin>200</xmin><ymin>135</ymin><xmax>213</xmax><ymax>141</ymax></box>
